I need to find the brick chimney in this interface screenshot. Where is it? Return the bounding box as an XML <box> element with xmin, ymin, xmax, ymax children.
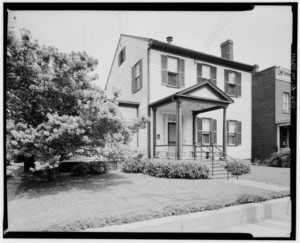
<box><xmin>220</xmin><ymin>40</ymin><xmax>233</xmax><ymax>60</ymax></box>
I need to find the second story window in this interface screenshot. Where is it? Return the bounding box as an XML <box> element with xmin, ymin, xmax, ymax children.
<box><xmin>161</xmin><ymin>55</ymin><xmax>185</xmax><ymax>88</ymax></box>
<box><xmin>283</xmin><ymin>92</ymin><xmax>289</xmax><ymax>113</ymax></box>
<box><xmin>167</xmin><ymin>57</ymin><xmax>178</xmax><ymax>87</ymax></box>
<box><xmin>118</xmin><ymin>47</ymin><xmax>126</xmax><ymax>66</ymax></box>
<box><xmin>225</xmin><ymin>70</ymin><xmax>241</xmax><ymax>98</ymax></box>
<box><xmin>131</xmin><ymin>59</ymin><xmax>143</xmax><ymax>93</ymax></box>
<box><xmin>197</xmin><ymin>63</ymin><xmax>217</xmax><ymax>85</ymax></box>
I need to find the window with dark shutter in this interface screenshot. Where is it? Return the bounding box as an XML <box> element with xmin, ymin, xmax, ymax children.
<box><xmin>132</xmin><ymin>59</ymin><xmax>143</xmax><ymax>93</ymax></box>
<box><xmin>227</xmin><ymin>120</ymin><xmax>242</xmax><ymax>146</ymax></box>
<box><xmin>118</xmin><ymin>47</ymin><xmax>126</xmax><ymax>66</ymax></box>
<box><xmin>197</xmin><ymin>118</ymin><xmax>217</xmax><ymax>145</ymax></box>
<box><xmin>224</xmin><ymin>70</ymin><xmax>241</xmax><ymax>97</ymax></box>
<box><xmin>161</xmin><ymin>55</ymin><xmax>185</xmax><ymax>88</ymax></box>
<box><xmin>197</xmin><ymin>63</ymin><xmax>217</xmax><ymax>85</ymax></box>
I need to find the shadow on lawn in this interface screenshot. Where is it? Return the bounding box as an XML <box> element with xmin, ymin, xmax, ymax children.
<box><xmin>7</xmin><ymin>171</ymin><xmax>132</xmax><ymax>200</ymax></box>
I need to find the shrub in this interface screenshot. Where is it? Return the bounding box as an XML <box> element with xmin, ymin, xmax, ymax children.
<box><xmin>72</xmin><ymin>163</ymin><xmax>91</xmax><ymax>176</ymax></box>
<box><xmin>264</xmin><ymin>151</ymin><xmax>290</xmax><ymax>168</ymax></box>
<box><xmin>143</xmin><ymin>159</ymin><xmax>210</xmax><ymax>179</ymax></box>
<box><xmin>72</xmin><ymin>161</ymin><xmax>110</xmax><ymax>176</ymax></box>
<box><xmin>236</xmin><ymin>193</ymin><xmax>269</xmax><ymax>204</ymax></box>
<box><xmin>225</xmin><ymin>160</ymin><xmax>250</xmax><ymax>176</ymax></box>
<box><xmin>89</xmin><ymin>161</ymin><xmax>110</xmax><ymax>175</ymax></box>
<box><xmin>122</xmin><ymin>152</ymin><xmax>146</xmax><ymax>173</ymax></box>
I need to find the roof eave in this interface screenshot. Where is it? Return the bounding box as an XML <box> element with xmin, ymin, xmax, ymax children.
<box><xmin>149</xmin><ymin>40</ymin><xmax>256</xmax><ymax>72</ymax></box>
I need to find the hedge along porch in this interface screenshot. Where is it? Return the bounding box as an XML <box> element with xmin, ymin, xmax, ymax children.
<box><xmin>149</xmin><ymin>81</ymin><xmax>234</xmax><ymax>160</ymax></box>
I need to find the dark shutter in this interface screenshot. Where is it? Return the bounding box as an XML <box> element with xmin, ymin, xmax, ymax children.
<box><xmin>161</xmin><ymin>55</ymin><xmax>168</xmax><ymax>85</ymax></box>
<box><xmin>131</xmin><ymin>65</ymin><xmax>136</xmax><ymax>93</ymax></box>
<box><xmin>197</xmin><ymin>63</ymin><xmax>202</xmax><ymax>83</ymax></box>
<box><xmin>211</xmin><ymin>119</ymin><xmax>217</xmax><ymax>144</ymax></box>
<box><xmin>163</xmin><ymin>113</ymin><xmax>167</xmax><ymax>144</ymax></box>
<box><xmin>226</xmin><ymin>120</ymin><xmax>230</xmax><ymax>145</ymax></box>
<box><xmin>235</xmin><ymin>72</ymin><xmax>241</xmax><ymax>97</ymax></box>
<box><xmin>139</xmin><ymin>59</ymin><xmax>143</xmax><ymax>89</ymax></box>
<box><xmin>197</xmin><ymin>118</ymin><xmax>202</xmax><ymax>144</ymax></box>
<box><xmin>179</xmin><ymin>59</ymin><xmax>185</xmax><ymax>88</ymax></box>
<box><xmin>236</xmin><ymin>121</ymin><xmax>242</xmax><ymax>146</ymax></box>
<box><xmin>224</xmin><ymin>70</ymin><xmax>229</xmax><ymax>94</ymax></box>
<box><xmin>210</xmin><ymin>66</ymin><xmax>217</xmax><ymax>85</ymax></box>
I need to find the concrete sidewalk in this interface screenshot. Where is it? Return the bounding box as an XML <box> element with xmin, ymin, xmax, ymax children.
<box><xmin>86</xmin><ymin>197</ymin><xmax>291</xmax><ymax>237</ymax></box>
<box><xmin>227</xmin><ymin>178</ymin><xmax>290</xmax><ymax>192</ymax></box>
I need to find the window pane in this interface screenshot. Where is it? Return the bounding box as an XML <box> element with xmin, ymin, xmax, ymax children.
<box><xmin>202</xmin><ymin>65</ymin><xmax>210</xmax><ymax>79</ymax></box>
<box><xmin>202</xmin><ymin>119</ymin><xmax>210</xmax><ymax>131</ymax></box>
<box><xmin>168</xmin><ymin>73</ymin><xmax>177</xmax><ymax>86</ymax></box>
<box><xmin>228</xmin><ymin>84</ymin><xmax>235</xmax><ymax>96</ymax></box>
<box><xmin>168</xmin><ymin>58</ymin><xmax>178</xmax><ymax>73</ymax></box>
<box><xmin>229</xmin><ymin>135</ymin><xmax>235</xmax><ymax>145</ymax></box>
<box><xmin>283</xmin><ymin>93</ymin><xmax>289</xmax><ymax>112</ymax></box>
<box><xmin>135</xmin><ymin>63</ymin><xmax>140</xmax><ymax>77</ymax></box>
<box><xmin>229</xmin><ymin>122</ymin><xmax>236</xmax><ymax>133</ymax></box>
<box><xmin>202</xmin><ymin>134</ymin><xmax>210</xmax><ymax>144</ymax></box>
<box><xmin>135</xmin><ymin>77</ymin><xmax>140</xmax><ymax>90</ymax></box>
<box><xmin>229</xmin><ymin>72</ymin><xmax>235</xmax><ymax>84</ymax></box>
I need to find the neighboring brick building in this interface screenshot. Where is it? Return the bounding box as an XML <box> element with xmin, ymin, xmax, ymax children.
<box><xmin>252</xmin><ymin>66</ymin><xmax>291</xmax><ymax>161</ymax></box>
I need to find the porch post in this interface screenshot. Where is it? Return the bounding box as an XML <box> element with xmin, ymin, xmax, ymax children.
<box><xmin>192</xmin><ymin>111</ymin><xmax>197</xmax><ymax>159</ymax></box>
<box><xmin>223</xmin><ymin>106</ymin><xmax>227</xmax><ymax>161</ymax></box>
<box><xmin>153</xmin><ymin>107</ymin><xmax>157</xmax><ymax>158</ymax></box>
<box><xmin>176</xmin><ymin>99</ymin><xmax>182</xmax><ymax>160</ymax></box>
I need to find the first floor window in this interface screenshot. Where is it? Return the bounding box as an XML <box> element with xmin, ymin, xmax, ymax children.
<box><xmin>197</xmin><ymin>118</ymin><xmax>217</xmax><ymax>145</ymax></box>
<box><xmin>227</xmin><ymin>120</ymin><xmax>242</xmax><ymax>146</ymax></box>
<box><xmin>228</xmin><ymin>121</ymin><xmax>236</xmax><ymax>145</ymax></box>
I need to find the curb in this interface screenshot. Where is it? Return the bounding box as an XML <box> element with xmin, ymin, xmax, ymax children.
<box><xmin>86</xmin><ymin>197</ymin><xmax>291</xmax><ymax>232</ymax></box>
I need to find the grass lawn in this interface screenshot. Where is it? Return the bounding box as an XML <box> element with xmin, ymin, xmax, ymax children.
<box><xmin>7</xmin><ymin>167</ymin><xmax>290</xmax><ymax>232</ymax></box>
<box><xmin>240</xmin><ymin>165</ymin><xmax>290</xmax><ymax>186</ymax></box>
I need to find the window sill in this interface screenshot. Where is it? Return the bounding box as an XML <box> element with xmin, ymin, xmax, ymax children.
<box><xmin>163</xmin><ymin>84</ymin><xmax>179</xmax><ymax>89</ymax></box>
<box><xmin>132</xmin><ymin>87</ymin><xmax>142</xmax><ymax>94</ymax></box>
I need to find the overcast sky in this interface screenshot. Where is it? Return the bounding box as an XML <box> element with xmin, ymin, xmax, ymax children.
<box><xmin>8</xmin><ymin>5</ymin><xmax>292</xmax><ymax>89</ymax></box>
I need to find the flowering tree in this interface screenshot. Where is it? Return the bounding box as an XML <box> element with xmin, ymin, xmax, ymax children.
<box><xmin>6</xmin><ymin>29</ymin><xmax>148</xmax><ymax>180</ymax></box>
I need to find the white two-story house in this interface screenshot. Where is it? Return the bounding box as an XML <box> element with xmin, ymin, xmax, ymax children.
<box><xmin>106</xmin><ymin>34</ymin><xmax>257</xmax><ymax>161</ymax></box>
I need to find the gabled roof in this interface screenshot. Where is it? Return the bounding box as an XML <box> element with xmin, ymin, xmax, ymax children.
<box><xmin>105</xmin><ymin>34</ymin><xmax>256</xmax><ymax>90</ymax></box>
<box><xmin>149</xmin><ymin>80</ymin><xmax>234</xmax><ymax>109</ymax></box>
<box><xmin>120</xmin><ymin>34</ymin><xmax>256</xmax><ymax>72</ymax></box>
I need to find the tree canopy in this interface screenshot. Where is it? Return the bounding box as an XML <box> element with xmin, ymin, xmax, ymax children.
<box><xmin>6</xmin><ymin>29</ymin><xmax>148</xmax><ymax>169</ymax></box>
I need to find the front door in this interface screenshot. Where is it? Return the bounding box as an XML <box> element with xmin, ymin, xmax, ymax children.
<box><xmin>168</xmin><ymin>122</ymin><xmax>176</xmax><ymax>157</ymax></box>
<box><xmin>279</xmin><ymin>126</ymin><xmax>289</xmax><ymax>148</ymax></box>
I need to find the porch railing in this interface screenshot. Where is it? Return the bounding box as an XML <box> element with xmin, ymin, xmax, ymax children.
<box><xmin>154</xmin><ymin>144</ymin><xmax>224</xmax><ymax>160</ymax></box>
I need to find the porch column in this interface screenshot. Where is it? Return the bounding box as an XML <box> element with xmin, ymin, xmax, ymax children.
<box><xmin>176</xmin><ymin>99</ymin><xmax>182</xmax><ymax>160</ymax></box>
<box><xmin>223</xmin><ymin>106</ymin><xmax>227</xmax><ymax>161</ymax></box>
<box><xmin>192</xmin><ymin>111</ymin><xmax>197</xmax><ymax>159</ymax></box>
<box><xmin>152</xmin><ymin>107</ymin><xmax>157</xmax><ymax>158</ymax></box>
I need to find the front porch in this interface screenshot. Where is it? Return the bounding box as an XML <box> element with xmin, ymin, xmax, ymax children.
<box><xmin>149</xmin><ymin>81</ymin><xmax>234</xmax><ymax>160</ymax></box>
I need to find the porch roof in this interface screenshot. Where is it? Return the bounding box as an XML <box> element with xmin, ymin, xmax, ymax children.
<box><xmin>149</xmin><ymin>80</ymin><xmax>234</xmax><ymax>109</ymax></box>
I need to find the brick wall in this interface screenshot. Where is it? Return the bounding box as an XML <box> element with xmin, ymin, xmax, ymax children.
<box><xmin>252</xmin><ymin>68</ymin><xmax>277</xmax><ymax>161</ymax></box>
